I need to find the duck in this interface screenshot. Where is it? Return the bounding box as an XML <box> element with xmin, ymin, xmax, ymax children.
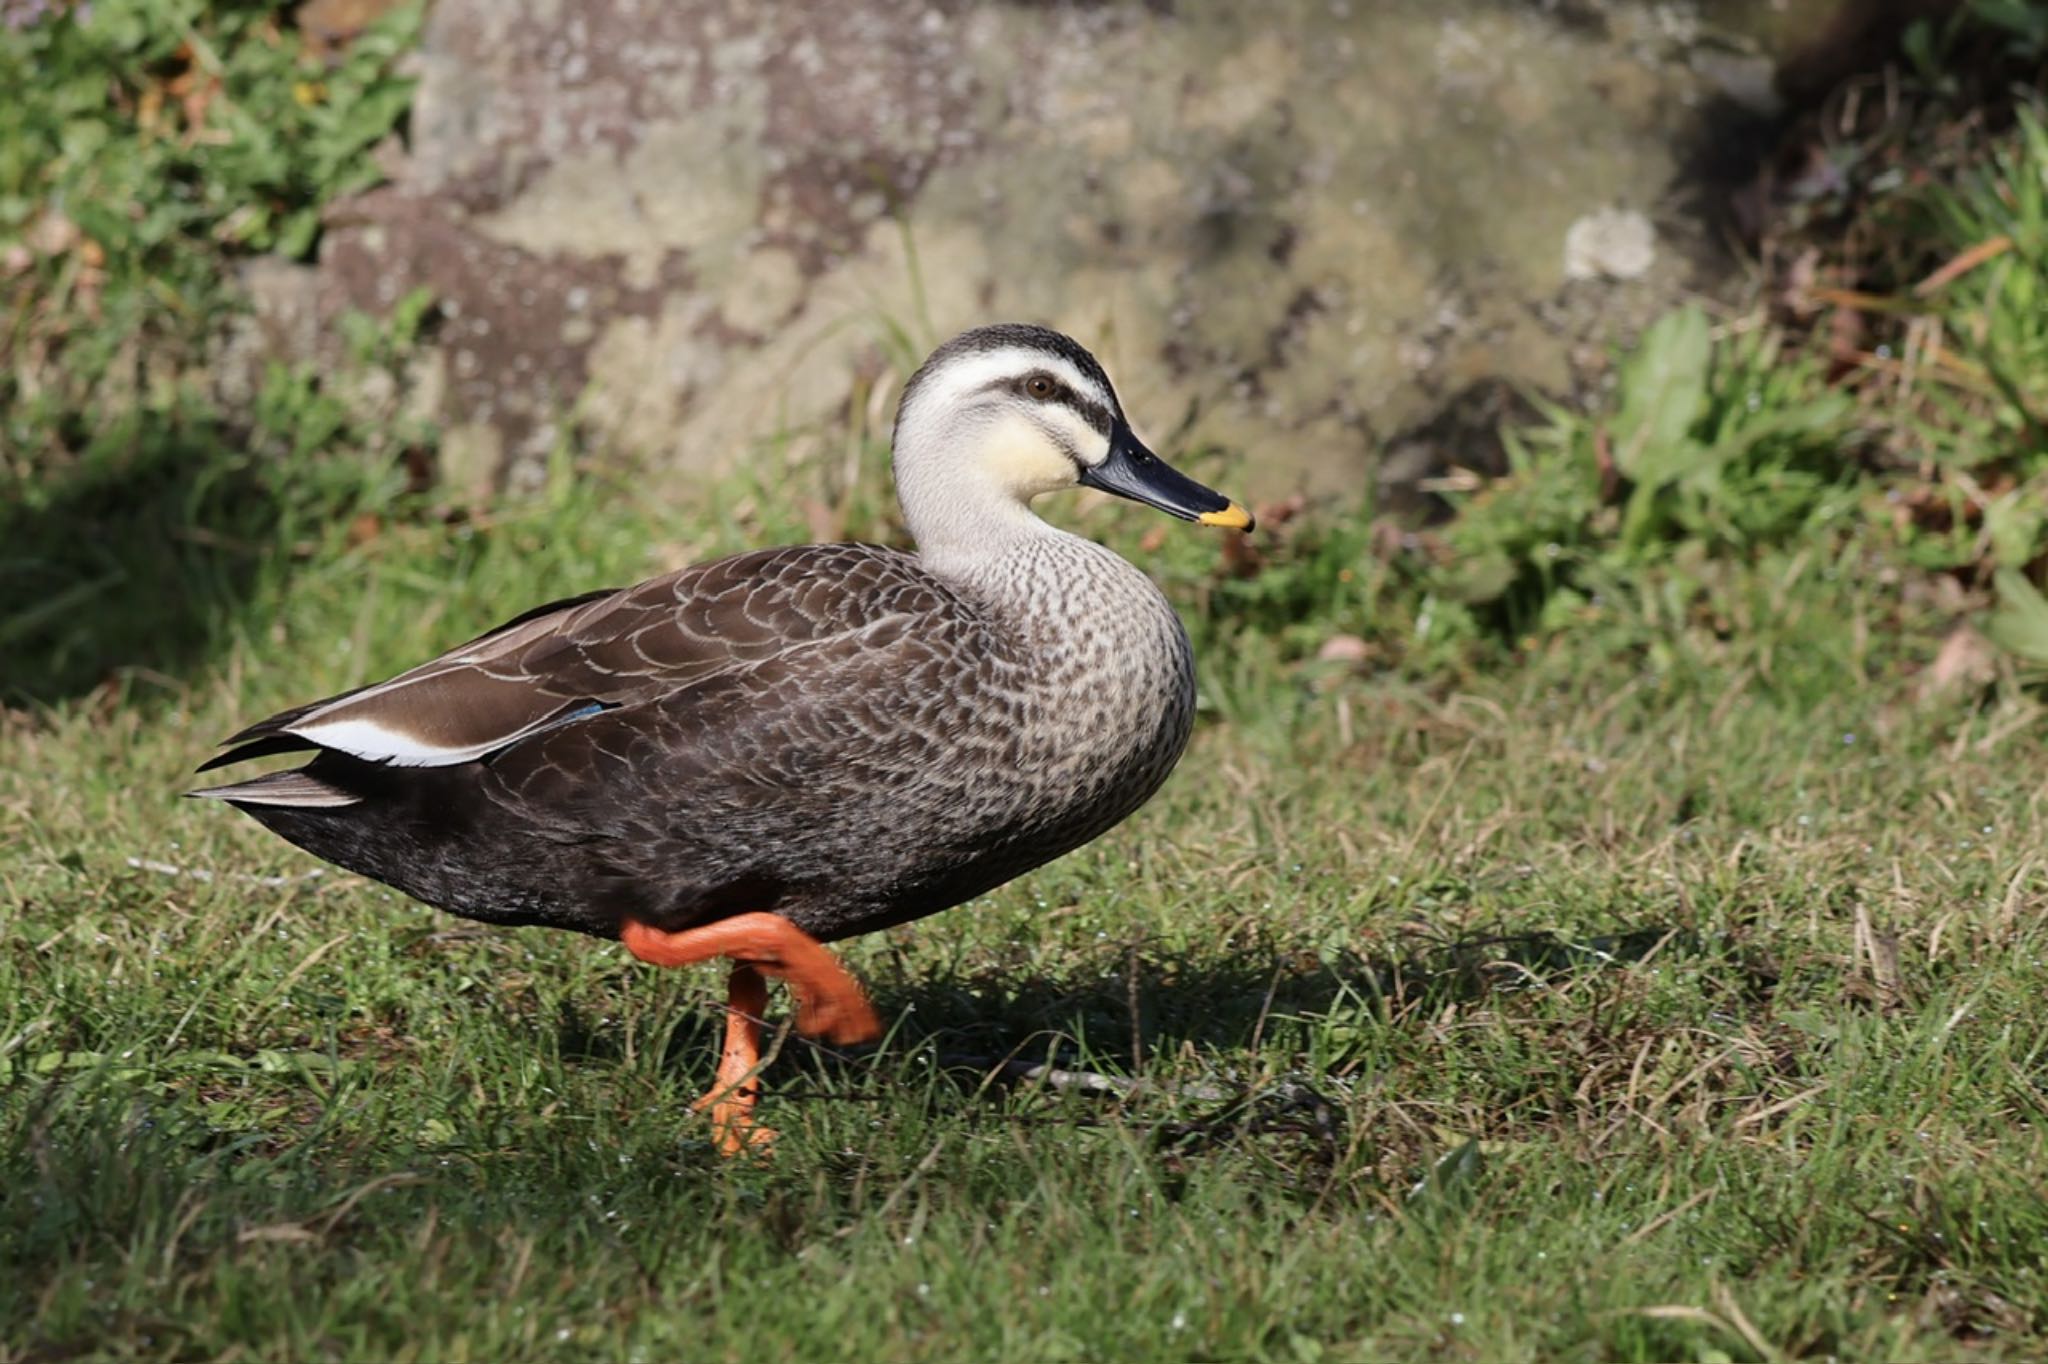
<box><xmin>192</xmin><ymin>323</ymin><xmax>1253</xmax><ymax>1155</ymax></box>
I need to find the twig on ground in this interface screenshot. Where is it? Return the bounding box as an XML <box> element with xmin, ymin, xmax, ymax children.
<box><xmin>933</xmin><ymin>1053</ymin><xmax>1233</xmax><ymax>1103</ymax></box>
<box><xmin>125</xmin><ymin>856</ymin><xmax>326</xmax><ymax>889</ymax></box>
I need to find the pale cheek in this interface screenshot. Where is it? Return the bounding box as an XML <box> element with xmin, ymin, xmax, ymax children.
<box><xmin>981</xmin><ymin>421</ymin><xmax>1080</xmax><ymax>497</ymax></box>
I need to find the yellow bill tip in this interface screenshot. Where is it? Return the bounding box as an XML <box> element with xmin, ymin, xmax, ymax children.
<box><xmin>1197</xmin><ymin>501</ymin><xmax>1256</xmax><ymax>532</ymax></box>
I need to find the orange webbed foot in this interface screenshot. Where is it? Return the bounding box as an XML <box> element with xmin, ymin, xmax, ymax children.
<box><xmin>693</xmin><ymin>1085</ymin><xmax>778</xmax><ymax>1157</ymax></box>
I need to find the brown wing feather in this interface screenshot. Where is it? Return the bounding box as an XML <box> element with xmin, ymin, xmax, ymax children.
<box><xmin>203</xmin><ymin>545</ymin><xmax>954</xmax><ymax>771</ymax></box>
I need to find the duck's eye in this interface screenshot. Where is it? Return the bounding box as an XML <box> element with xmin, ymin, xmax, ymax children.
<box><xmin>1024</xmin><ymin>374</ymin><xmax>1056</xmax><ymax>400</ymax></box>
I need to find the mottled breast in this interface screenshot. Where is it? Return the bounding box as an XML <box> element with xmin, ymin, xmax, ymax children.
<box><xmin>467</xmin><ymin>537</ymin><xmax>1196</xmax><ymax>939</ymax></box>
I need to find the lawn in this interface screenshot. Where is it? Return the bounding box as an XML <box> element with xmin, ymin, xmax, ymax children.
<box><xmin>5</xmin><ymin>449</ymin><xmax>2048</xmax><ymax>1359</ymax></box>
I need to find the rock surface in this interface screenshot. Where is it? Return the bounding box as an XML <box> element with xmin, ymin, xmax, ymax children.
<box><xmin>285</xmin><ymin>0</ymin><xmax>1781</xmax><ymax>494</ymax></box>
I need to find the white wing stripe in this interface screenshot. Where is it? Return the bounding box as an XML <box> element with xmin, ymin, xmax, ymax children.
<box><xmin>290</xmin><ymin>717</ymin><xmax>496</xmax><ymax>767</ymax></box>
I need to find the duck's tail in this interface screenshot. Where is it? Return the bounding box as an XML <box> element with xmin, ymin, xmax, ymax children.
<box><xmin>186</xmin><ymin>768</ymin><xmax>361</xmax><ymax>809</ymax></box>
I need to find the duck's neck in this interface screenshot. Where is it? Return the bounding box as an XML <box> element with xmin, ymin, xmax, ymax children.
<box><xmin>898</xmin><ymin>475</ymin><xmax>1076</xmax><ymax>591</ymax></box>
<box><xmin>913</xmin><ymin>504</ymin><xmax>1177</xmax><ymax>664</ymax></box>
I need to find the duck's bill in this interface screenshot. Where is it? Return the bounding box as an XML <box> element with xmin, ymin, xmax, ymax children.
<box><xmin>1079</xmin><ymin>423</ymin><xmax>1255</xmax><ymax>532</ymax></box>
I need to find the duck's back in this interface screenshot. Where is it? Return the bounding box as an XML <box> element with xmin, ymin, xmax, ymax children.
<box><xmin>207</xmin><ymin>537</ymin><xmax>1196</xmax><ymax>943</ymax></box>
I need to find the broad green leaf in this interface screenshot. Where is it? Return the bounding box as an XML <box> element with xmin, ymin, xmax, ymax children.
<box><xmin>1442</xmin><ymin>550</ymin><xmax>1518</xmax><ymax>605</ymax></box>
<box><xmin>1984</xmin><ymin>492</ymin><xmax>2047</xmax><ymax>570</ymax></box>
<box><xmin>1988</xmin><ymin>568</ymin><xmax>2048</xmax><ymax>663</ymax></box>
<box><xmin>1611</xmin><ymin>304</ymin><xmax>1712</xmax><ymax>489</ymax></box>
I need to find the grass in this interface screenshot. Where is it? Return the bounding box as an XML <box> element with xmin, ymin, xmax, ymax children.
<box><xmin>7</xmin><ymin>2</ymin><xmax>2048</xmax><ymax>1359</ymax></box>
<box><xmin>8</xmin><ymin>431</ymin><xmax>2048</xmax><ymax>1359</ymax></box>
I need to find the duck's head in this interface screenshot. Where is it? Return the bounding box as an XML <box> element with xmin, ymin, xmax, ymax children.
<box><xmin>891</xmin><ymin>324</ymin><xmax>1252</xmax><ymax>556</ymax></box>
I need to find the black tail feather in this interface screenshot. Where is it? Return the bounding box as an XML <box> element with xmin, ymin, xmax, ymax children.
<box><xmin>217</xmin><ymin>694</ymin><xmax>351</xmax><ymax>748</ymax></box>
<box><xmin>195</xmin><ymin>733</ymin><xmax>321</xmax><ymax>773</ymax></box>
<box><xmin>186</xmin><ymin>766</ymin><xmax>360</xmax><ymax>808</ymax></box>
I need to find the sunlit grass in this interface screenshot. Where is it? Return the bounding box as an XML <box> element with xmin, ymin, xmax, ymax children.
<box><xmin>7</xmin><ymin>436</ymin><xmax>2048</xmax><ymax>1359</ymax></box>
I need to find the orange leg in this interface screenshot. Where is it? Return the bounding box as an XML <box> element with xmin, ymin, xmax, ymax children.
<box><xmin>621</xmin><ymin>912</ymin><xmax>880</xmax><ymax>1045</ymax></box>
<box><xmin>698</xmin><ymin>965</ymin><xmax>776</xmax><ymax>1157</ymax></box>
<box><xmin>620</xmin><ymin>912</ymin><xmax>882</xmax><ymax>1156</ymax></box>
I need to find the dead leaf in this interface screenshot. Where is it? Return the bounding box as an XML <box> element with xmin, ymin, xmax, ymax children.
<box><xmin>1254</xmin><ymin>494</ymin><xmax>1306</xmax><ymax>529</ymax></box>
<box><xmin>1919</xmin><ymin>624</ymin><xmax>1997</xmax><ymax>702</ymax></box>
<box><xmin>1316</xmin><ymin>634</ymin><xmax>1371</xmax><ymax>665</ymax></box>
<box><xmin>345</xmin><ymin>512</ymin><xmax>383</xmax><ymax>547</ymax></box>
<box><xmin>1915</xmin><ymin>235</ymin><xmax>2013</xmax><ymax>297</ymax></box>
<box><xmin>24</xmin><ymin>210</ymin><xmax>78</xmax><ymax>257</ymax></box>
<box><xmin>801</xmin><ymin>498</ymin><xmax>838</xmax><ymax>545</ymax></box>
<box><xmin>1220</xmin><ymin>530</ymin><xmax>1262</xmax><ymax>579</ymax></box>
<box><xmin>238</xmin><ymin>1223</ymin><xmax>320</xmax><ymax>1245</ymax></box>
<box><xmin>298</xmin><ymin>0</ymin><xmax>409</xmax><ymax>63</ymax></box>
<box><xmin>1826</xmin><ymin>301</ymin><xmax>1867</xmax><ymax>382</ymax></box>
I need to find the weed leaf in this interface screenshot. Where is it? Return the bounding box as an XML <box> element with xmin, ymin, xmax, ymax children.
<box><xmin>1988</xmin><ymin>568</ymin><xmax>2048</xmax><ymax>662</ymax></box>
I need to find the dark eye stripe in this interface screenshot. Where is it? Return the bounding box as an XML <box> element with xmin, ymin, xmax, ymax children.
<box><xmin>999</xmin><ymin>372</ymin><xmax>1113</xmax><ymax>435</ymax></box>
<box><xmin>966</xmin><ymin>371</ymin><xmax>1115</xmax><ymax>441</ymax></box>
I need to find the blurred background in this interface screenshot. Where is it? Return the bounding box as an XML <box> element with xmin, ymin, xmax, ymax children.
<box><xmin>5</xmin><ymin>0</ymin><xmax>2045</xmax><ymax>704</ymax></box>
<box><xmin>6</xmin><ymin>4</ymin><xmax>2048</xmax><ymax>1358</ymax></box>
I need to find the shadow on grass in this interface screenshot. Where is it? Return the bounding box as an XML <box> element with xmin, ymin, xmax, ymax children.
<box><xmin>784</xmin><ymin>923</ymin><xmax>1720</xmax><ymax>1171</ymax></box>
<box><xmin>2</xmin><ymin>413</ymin><xmax>291</xmax><ymax>708</ymax></box>
<box><xmin>0</xmin><ymin>919</ymin><xmax>1720</xmax><ymax>1350</ymax></box>
<box><xmin>545</xmin><ymin>922</ymin><xmax>1720</xmax><ymax>1148</ymax></box>
<box><xmin>869</xmin><ymin>922</ymin><xmax>1698</xmax><ymax>1063</ymax></box>
<box><xmin>11</xmin><ymin>926</ymin><xmax>1709</xmax><ymax>1180</ymax></box>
